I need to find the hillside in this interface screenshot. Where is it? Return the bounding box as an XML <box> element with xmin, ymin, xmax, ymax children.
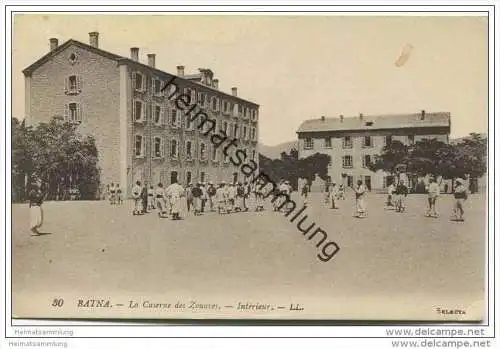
<box><xmin>259</xmin><ymin>140</ymin><xmax>298</xmax><ymax>159</ymax></box>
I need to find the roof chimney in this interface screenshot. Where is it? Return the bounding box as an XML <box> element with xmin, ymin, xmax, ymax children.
<box><xmin>421</xmin><ymin>109</ymin><xmax>426</xmax><ymax>120</ymax></box>
<box><xmin>49</xmin><ymin>38</ymin><xmax>58</xmax><ymax>51</ymax></box>
<box><xmin>231</xmin><ymin>87</ymin><xmax>238</xmax><ymax>97</ymax></box>
<box><xmin>321</xmin><ymin>116</ymin><xmax>325</xmax><ymax>121</ymax></box>
<box><xmin>340</xmin><ymin>114</ymin><xmax>344</xmax><ymax>122</ymax></box>
<box><xmin>147</xmin><ymin>54</ymin><xmax>156</xmax><ymax>68</ymax></box>
<box><xmin>213</xmin><ymin>78</ymin><xmax>219</xmax><ymax>89</ymax></box>
<box><xmin>89</xmin><ymin>32</ymin><xmax>99</xmax><ymax>48</ymax></box>
<box><xmin>177</xmin><ymin>65</ymin><xmax>185</xmax><ymax>77</ymax></box>
<box><xmin>130</xmin><ymin>47</ymin><xmax>139</xmax><ymax>62</ymax></box>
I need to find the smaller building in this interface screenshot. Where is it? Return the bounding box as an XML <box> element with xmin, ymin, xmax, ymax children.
<box><xmin>296</xmin><ymin>111</ymin><xmax>451</xmax><ymax>192</ymax></box>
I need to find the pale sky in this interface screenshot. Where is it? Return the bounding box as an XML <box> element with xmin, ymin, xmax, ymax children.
<box><xmin>12</xmin><ymin>14</ymin><xmax>488</xmax><ymax>146</ymax></box>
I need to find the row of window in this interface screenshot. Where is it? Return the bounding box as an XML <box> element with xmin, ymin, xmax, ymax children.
<box><xmin>138</xmin><ymin>170</ymin><xmax>244</xmax><ymax>188</ymax></box>
<box><xmin>338</xmin><ymin>155</ymin><xmax>372</xmax><ymax>169</ymax></box>
<box><xmin>133</xmin><ymin>101</ymin><xmax>257</xmax><ymax>141</ymax></box>
<box><xmin>132</xmin><ymin>71</ymin><xmax>258</xmax><ymax>121</ymax></box>
<box><xmin>335</xmin><ymin>175</ymin><xmax>372</xmax><ymax>191</ymax></box>
<box><xmin>304</xmin><ymin>135</ymin><xmax>415</xmax><ymax>150</ymax></box>
<box><xmin>135</xmin><ymin>135</ymin><xmax>257</xmax><ymax>162</ymax></box>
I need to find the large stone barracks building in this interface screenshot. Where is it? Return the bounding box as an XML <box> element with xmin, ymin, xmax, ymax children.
<box><xmin>297</xmin><ymin>111</ymin><xmax>451</xmax><ymax>192</ymax></box>
<box><xmin>23</xmin><ymin>32</ymin><xmax>259</xmax><ymax>195</ymax></box>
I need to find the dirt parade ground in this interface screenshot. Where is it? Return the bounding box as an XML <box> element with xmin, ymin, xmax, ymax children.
<box><xmin>11</xmin><ymin>192</ymin><xmax>486</xmax><ymax>320</ymax></box>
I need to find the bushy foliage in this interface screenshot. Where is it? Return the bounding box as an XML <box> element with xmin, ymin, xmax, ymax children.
<box><xmin>12</xmin><ymin>117</ymin><xmax>101</xmax><ymax>201</ymax></box>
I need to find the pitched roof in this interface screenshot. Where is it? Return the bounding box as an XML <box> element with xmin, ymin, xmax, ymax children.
<box><xmin>297</xmin><ymin>112</ymin><xmax>451</xmax><ymax>134</ymax></box>
<box><xmin>22</xmin><ymin>39</ymin><xmax>122</xmax><ymax>76</ymax></box>
<box><xmin>22</xmin><ymin>39</ymin><xmax>258</xmax><ymax>106</ymax></box>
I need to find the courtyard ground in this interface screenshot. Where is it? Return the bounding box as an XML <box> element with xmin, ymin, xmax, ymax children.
<box><xmin>11</xmin><ymin>192</ymin><xmax>487</xmax><ymax>320</ymax></box>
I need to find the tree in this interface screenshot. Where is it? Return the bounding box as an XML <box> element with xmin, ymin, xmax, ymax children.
<box><xmin>298</xmin><ymin>153</ymin><xmax>331</xmax><ymax>184</ymax></box>
<box><xmin>12</xmin><ymin>118</ymin><xmax>35</xmax><ymax>201</ymax></box>
<box><xmin>408</xmin><ymin>139</ymin><xmax>448</xmax><ymax>177</ymax></box>
<box><xmin>258</xmin><ymin>149</ymin><xmax>330</xmax><ymax>190</ymax></box>
<box><xmin>368</xmin><ymin>134</ymin><xmax>487</xmax><ymax>193</ymax></box>
<box><xmin>11</xmin><ymin>117</ymin><xmax>101</xmax><ymax>202</ymax></box>
<box><xmin>368</xmin><ymin>140</ymin><xmax>410</xmax><ymax>183</ymax></box>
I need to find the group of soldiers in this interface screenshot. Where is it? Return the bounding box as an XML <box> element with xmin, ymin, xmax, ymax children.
<box><xmin>103</xmin><ymin>183</ymin><xmax>124</xmax><ymax>205</ymax></box>
<box><xmin>306</xmin><ymin>175</ymin><xmax>470</xmax><ymax>222</ymax></box>
<box><xmin>106</xmin><ymin>174</ymin><xmax>470</xmax><ymax>222</ymax></box>
<box><xmin>127</xmin><ymin>179</ymin><xmax>271</xmax><ymax>220</ymax></box>
<box><xmin>384</xmin><ymin>176</ymin><xmax>469</xmax><ymax>221</ymax></box>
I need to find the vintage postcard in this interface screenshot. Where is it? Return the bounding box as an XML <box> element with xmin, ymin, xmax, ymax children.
<box><xmin>10</xmin><ymin>13</ymin><xmax>488</xmax><ymax>321</ymax></box>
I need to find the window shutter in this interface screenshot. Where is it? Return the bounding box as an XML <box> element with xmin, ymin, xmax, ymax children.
<box><xmin>142</xmin><ymin>75</ymin><xmax>146</xmax><ymax>92</ymax></box>
<box><xmin>64</xmin><ymin>103</ymin><xmax>69</xmax><ymax>120</ymax></box>
<box><xmin>77</xmin><ymin>75</ymin><xmax>82</xmax><ymax>92</ymax></box>
<box><xmin>165</xmin><ymin>107</ymin><xmax>170</xmax><ymax>126</ymax></box>
<box><xmin>77</xmin><ymin>104</ymin><xmax>82</xmax><ymax>122</ymax></box>
<box><xmin>132</xmin><ymin>72</ymin><xmax>136</xmax><ymax>90</ymax></box>
<box><xmin>64</xmin><ymin>77</ymin><xmax>68</xmax><ymax>94</ymax></box>
<box><xmin>132</xmin><ymin>101</ymin><xmax>136</xmax><ymax>121</ymax></box>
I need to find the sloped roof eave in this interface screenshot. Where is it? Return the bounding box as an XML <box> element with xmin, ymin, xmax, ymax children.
<box><xmin>23</xmin><ymin>39</ymin><xmax>122</xmax><ymax>76</ymax></box>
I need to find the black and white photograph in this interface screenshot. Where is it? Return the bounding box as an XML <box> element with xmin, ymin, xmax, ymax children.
<box><xmin>9</xmin><ymin>12</ymin><xmax>489</xmax><ymax>322</ymax></box>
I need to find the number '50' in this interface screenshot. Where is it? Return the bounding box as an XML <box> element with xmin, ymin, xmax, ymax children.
<box><xmin>52</xmin><ymin>299</ymin><xmax>64</xmax><ymax>307</ymax></box>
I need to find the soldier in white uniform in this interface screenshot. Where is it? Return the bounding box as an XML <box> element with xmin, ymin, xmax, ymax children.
<box><xmin>131</xmin><ymin>181</ymin><xmax>142</xmax><ymax>216</ymax></box>
<box><xmin>254</xmin><ymin>181</ymin><xmax>265</xmax><ymax>211</ymax></box>
<box><xmin>147</xmin><ymin>185</ymin><xmax>155</xmax><ymax>211</ymax></box>
<box><xmin>155</xmin><ymin>183</ymin><xmax>168</xmax><ymax>218</ymax></box>
<box><xmin>328</xmin><ymin>182</ymin><xmax>339</xmax><ymax>209</ymax></box>
<box><xmin>165</xmin><ymin>178</ymin><xmax>184</xmax><ymax>220</ymax></box>
<box><xmin>227</xmin><ymin>183</ymin><xmax>237</xmax><ymax>213</ymax></box>
<box><xmin>216</xmin><ymin>182</ymin><xmax>227</xmax><ymax>214</ymax></box>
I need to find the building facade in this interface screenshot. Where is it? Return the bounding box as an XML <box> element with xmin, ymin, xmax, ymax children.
<box><xmin>23</xmin><ymin>32</ymin><xmax>259</xmax><ymax>195</ymax></box>
<box><xmin>296</xmin><ymin>112</ymin><xmax>451</xmax><ymax>192</ymax></box>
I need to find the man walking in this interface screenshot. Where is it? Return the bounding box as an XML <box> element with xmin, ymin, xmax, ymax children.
<box><xmin>354</xmin><ymin>179</ymin><xmax>368</xmax><ymax>218</ymax></box>
<box><xmin>191</xmin><ymin>183</ymin><xmax>203</xmax><ymax>216</ymax></box>
<box><xmin>155</xmin><ymin>183</ymin><xmax>168</xmax><ymax>218</ymax></box>
<box><xmin>141</xmin><ymin>181</ymin><xmax>149</xmax><ymax>214</ymax></box>
<box><xmin>328</xmin><ymin>182</ymin><xmax>339</xmax><ymax>209</ymax></box>
<box><xmin>216</xmin><ymin>182</ymin><xmax>227</xmax><ymax>214</ymax></box>
<box><xmin>131</xmin><ymin>181</ymin><xmax>143</xmax><ymax>215</ymax></box>
<box><xmin>166</xmin><ymin>178</ymin><xmax>185</xmax><ymax>220</ymax></box>
<box><xmin>200</xmin><ymin>182</ymin><xmax>208</xmax><ymax>213</ymax></box>
<box><xmin>425</xmin><ymin>177</ymin><xmax>440</xmax><ymax>218</ymax></box>
<box><xmin>185</xmin><ymin>183</ymin><xmax>193</xmax><ymax>213</ymax></box>
<box><xmin>386</xmin><ymin>181</ymin><xmax>395</xmax><ymax>208</ymax></box>
<box><xmin>452</xmin><ymin>178</ymin><xmax>468</xmax><ymax>222</ymax></box>
<box><xmin>28</xmin><ymin>176</ymin><xmax>44</xmax><ymax>236</ymax></box>
<box><xmin>207</xmin><ymin>182</ymin><xmax>216</xmax><ymax>212</ymax></box>
<box><xmin>394</xmin><ymin>179</ymin><xmax>409</xmax><ymax>213</ymax></box>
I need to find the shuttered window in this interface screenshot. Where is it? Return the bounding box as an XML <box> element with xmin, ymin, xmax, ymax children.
<box><xmin>64</xmin><ymin>102</ymin><xmax>82</xmax><ymax>123</ymax></box>
<box><xmin>65</xmin><ymin>75</ymin><xmax>82</xmax><ymax>95</ymax></box>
